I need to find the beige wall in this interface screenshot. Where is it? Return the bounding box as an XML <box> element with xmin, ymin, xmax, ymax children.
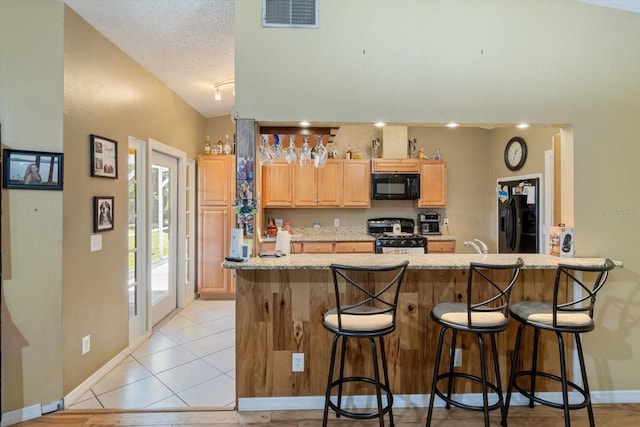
<box><xmin>238</xmin><ymin>0</ymin><xmax>640</xmax><ymax>392</ymax></box>
<box><xmin>61</xmin><ymin>7</ymin><xmax>204</xmax><ymax>395</ymax></box>
<box><xmin>1</xmin><ymin>0</ymin><xmax>65</xmax><ymax>411</ymax></box>
<box><xmin>1</xmin><ymin>1</ymin><xmax>206</xmax><ymax>413</ymax></box>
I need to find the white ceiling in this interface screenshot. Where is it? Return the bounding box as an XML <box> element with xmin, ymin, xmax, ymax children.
<box><xmin>62</xmin><ymin>0</ymin><xmax>639</xmax><ymax>120</ymax></box>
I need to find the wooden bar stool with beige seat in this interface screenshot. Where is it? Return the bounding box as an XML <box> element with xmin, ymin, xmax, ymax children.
<box><xmin>322</xmin><ymin>261</ymin><xmax>409</xmax><ymax>427</ymax></box>
<box><xmin>504</xmin><ymin>259</ymin><xmax>616</xmax><ymax>427</ymax></box>
<box><xmin>425</xmin><ymin>258</ymin><xmax>524</xmax><ymax>427</ymax></box>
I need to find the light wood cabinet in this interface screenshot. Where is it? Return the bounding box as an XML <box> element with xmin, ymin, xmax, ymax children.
<box><xmin>264</xmin><ymin>160</ymin><xmax>365</xmax><ymax>208</ymax></box>
<box><xmin>335</xmin><ymin>241</ymin><xmax>374</xmax><ymax>253</ymax></box>
<box><xmin>427</xmin><ymin>240</ymin><xmax>456</xmax><ymax>253</ymax></box>
<box><xmin>197</xmin><ymin>155</ymin><xmax>235</xmax><ymax>299</ymax></box>
<box><xmin>261</xmin><ymin>240</ymin><xmax>374</xmax><ymax>254</ymax></box>
<box><xmin>263</xmin><ymin>160</ymin><xmax>292</xmax><ymax>207</ymax></box>
<box><xmin>418</xmin><ymin>159</ymin><xmax>447</xmax><ymax>207</ymax></box>
<box><xmin>372</xmin><ymin>158</ymin><xmax>420</xmax><ymax>173</ymax></box>
<box><xmin>342</xmin><ymin>160</ymin><xmax>371</xmax><ymax>207</ymax></box>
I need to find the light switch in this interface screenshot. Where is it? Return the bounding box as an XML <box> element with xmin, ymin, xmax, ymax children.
<box><xmin>91</xmin><ymin>234</ymin><xmax>102</xmax><ymax>252</ymax></box>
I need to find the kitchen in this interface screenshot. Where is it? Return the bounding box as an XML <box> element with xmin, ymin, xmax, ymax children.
<box><xmin>251</xmin><ymin>124</ymin><xmax>560</xmax><ymax>259</ymax></box>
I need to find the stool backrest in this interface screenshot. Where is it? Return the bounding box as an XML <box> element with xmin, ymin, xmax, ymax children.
<box><xmin>329</xmin><ymin>261</ymin><xmax>410</xmax><ymax>333</ymax></box>
<box><xmin>552</xmin><ymin>258</ymin><xmax>615</xmax><ymax>327</ymax></box>
<box><xmin>466</xmin><ymin>258</ymin><xmax>524</xmax><ymax>325</ymax></box>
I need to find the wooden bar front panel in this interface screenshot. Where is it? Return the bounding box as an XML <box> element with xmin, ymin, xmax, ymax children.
<box><xmin>235</xmin><ymin>268</ymin><xmax>568</xmax><ymax>399</ymax></box>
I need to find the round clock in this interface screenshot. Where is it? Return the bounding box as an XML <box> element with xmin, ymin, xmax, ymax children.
<box><xmin>504</xmin><ymin>136</ymin><xmax>527</xmax><ymax>171</ymax></box>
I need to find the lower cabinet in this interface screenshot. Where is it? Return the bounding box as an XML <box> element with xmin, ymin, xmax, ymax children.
<box><xmin>198</xmin><ymin>206</ymin><xmax>234</xmax><ymax>298</ymax></box>
<box><xmin>261</xmin><ymin>240</ymin><xmax>374</xmax><ymax>254</ymax></box>
<box><xmin>427</xmin><ymin>240</ymin><xmax>456</xmax><ymax>253</ymax></box>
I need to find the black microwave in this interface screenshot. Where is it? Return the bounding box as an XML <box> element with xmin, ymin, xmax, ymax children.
<box><xmin>371</xmin><ymin>173</ymin><xmax>420</xmax><ymax>200</ymax></box>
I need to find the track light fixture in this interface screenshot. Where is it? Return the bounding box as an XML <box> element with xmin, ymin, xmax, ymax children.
<box><xmin>214</xmin><ymin>79</ymin><xmax>234</xmax><ymax>102</ymax></box>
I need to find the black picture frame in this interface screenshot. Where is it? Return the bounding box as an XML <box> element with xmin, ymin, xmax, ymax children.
<box><xmin>2</xmin><ymin>149</ymin><xmax>64</xmax><ymax>190</ymax></box>
<box><xmin>90</xmin><ymin>134</ymin><xmax>118</xmax><ymax>178</ymax></box>
<box><xmin>94</xmin><ymin>196</ymin><xmax>114</xmax><ymax>232</ymax></box>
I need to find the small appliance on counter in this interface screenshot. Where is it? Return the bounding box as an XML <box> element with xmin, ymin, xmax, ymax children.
<box><xmin>418</xmin><ymin>211</ymin><xmax>441</xmax><ymax>235</ymax></box>
<box><xmin>549</xmin><ymin>225</ymin><xmax>574</xmax><ymax>257</ymax></box>
<box><xmin>367</xmin><ymin>218</ymin><xmax>428</xmax><ymax>254</ymax></box>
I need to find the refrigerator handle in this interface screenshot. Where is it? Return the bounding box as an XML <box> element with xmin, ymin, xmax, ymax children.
<box><xmin>506</xmin><ymin>198</ymin><xmax>516</xmax><ymax>250</ymax></box>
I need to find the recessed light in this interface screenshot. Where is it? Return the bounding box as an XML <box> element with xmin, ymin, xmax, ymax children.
<box><xmin>374</xmin><ymin>122</ymin><xmax>386</xmax><ymax>128</ymax></box>
<box><xmin>446</xmin><ymin>122</ymin><xmax>459</xmax><ymax>128</ymax></box>
<box><xmin>299</xmin><ymin>121</ymin><xmax>310</xmax><ymax>127</ymax></box>
<box><xmin>516</xmin><ymin>123</ymin><xmax>530</xmax><ymax>129</ymax></box>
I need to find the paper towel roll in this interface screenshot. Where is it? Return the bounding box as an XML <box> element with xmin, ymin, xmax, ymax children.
<box><xmin>275</xmin><ymin>230</ymin><xmax>291</xmax><ymax>255</ymax></box>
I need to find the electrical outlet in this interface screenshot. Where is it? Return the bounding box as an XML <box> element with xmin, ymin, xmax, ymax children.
<box><xmin>82</xmin><ymin>335</ymin><xmax>91</xmax><ymax>355</ymax></box>
<box><xmin>453</xmin><ymin>348</ymin><xmax>462</xmax><ymax>367</ymax></box>
<box><xmin>292</xmin><ymin>353</ymin><xmax>304</xmax><ymax>372</ymax></box>
<box><xmin>443</xmin><ymin>218</ymin><xmax>449</xmax><ymax>227</ymax></box>
<box><xmin>334</xmin><ymin>218</ymin><xmax>340</xmax><ymax>227</ymax></box>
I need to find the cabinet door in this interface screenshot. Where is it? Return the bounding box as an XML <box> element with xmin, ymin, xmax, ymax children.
<box><xmin>343</xmin><ymin>160</ymin><xmax>371</xmax><ymax>207</ymax></box>
<box><xmin>263</xmin><ymin>160</ymin><xmax>292</xmax><ymax>207</ymax></box>
<box><xmin>198</xmin><ymin>155</ymin><xmax>232</xmax><ymax>206</ymax></box>
<box><xmin>292</xmin><ymin>163</ymin><xmax>317</xmax><ymax>207</ymax></box>
<box><xmin>335</xmin><ymin>241</ymin><xmax>374</xmax><ymax>253</ymax></box>
<box><xmin>427</xmin><ymin>240</ymin><xmax>456</xmax><ymax>253</ymax></box>
<box><xmin>198</xmin><ymin>206</ymin><xmax>232</xmax><ymax>297</ymax></box>
<box><xmin>419</xmin><ymin>160</ymin><xmax>447</xmax><ymax>207</ymax></box>
<box><xmin>301</xmin><ymin>242</ymin><xmax>334</xmax><ymax>253</ymax></box>
<box><xmin>317</xmin><ymin>160</ymin><xmax>342</xmax><ymax>206</ymax></box>
<box><xmin>372</xmin><ymin>158</ymin><xmax>419</xmax><ymax>173</ymax></box>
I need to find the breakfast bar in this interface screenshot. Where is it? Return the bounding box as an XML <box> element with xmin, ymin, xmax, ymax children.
<box><xmin>224</xmin><ymin>254</ymin><xmax>621</xmax><ymax>410</ymax></box>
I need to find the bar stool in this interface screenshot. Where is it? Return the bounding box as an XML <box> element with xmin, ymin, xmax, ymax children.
<box><xmin>322</xmin><ymin>261</ymin><xmax>409</xmax><ymax>427</ymax></box>
<box><xmin>425</xmin><ymin>258</ymin><xmax>524</xmax><ymax>427</ymax></box>
<box><xmin>504</xmin><ymin>259</ymin><xmax>615</xmax><ymax>427</ymax></box>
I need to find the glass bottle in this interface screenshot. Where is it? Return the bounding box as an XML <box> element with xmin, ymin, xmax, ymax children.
<box><xmin>223</xmin><ymin>134</ymin><xmax>232</xmax><ymax>155</ymax></box>
<box><xmin>204</xmin><ymin>135</ymin><xmax>211</xmax><ymax>155</ymax></box>
<box><xmin>217</xmin><ymin>136</ymin><xmax>223</xmax><ymax>155</ymax></box>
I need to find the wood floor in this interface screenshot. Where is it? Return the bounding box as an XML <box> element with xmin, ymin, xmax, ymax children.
<box><xmin>10</xmin><ymin>403</ymin><xmax>640</xmax><ymax>426</ymax></box>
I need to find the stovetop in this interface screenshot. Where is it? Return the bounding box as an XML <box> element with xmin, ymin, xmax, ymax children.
<box><xmin>367</xmin><ymin>217</ymin><xmax>416</xmax><ymax>236</ymax></box>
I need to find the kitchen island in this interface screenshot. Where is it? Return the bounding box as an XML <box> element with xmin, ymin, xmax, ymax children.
<box><xmin>224</xmin><ymin>254</ymin><xmax>621</xmax><ymax>410</ymax></box>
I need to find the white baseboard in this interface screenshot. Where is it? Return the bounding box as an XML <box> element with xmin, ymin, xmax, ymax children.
<box><xmin>1</xmin><ymin>404</ymin><xmax>41</xmax><ymax>427</ymax></box>
<box><xmin>238</xmin><ymin>390</ymin><xmax>640</xmax><ymax>412</ymax></box>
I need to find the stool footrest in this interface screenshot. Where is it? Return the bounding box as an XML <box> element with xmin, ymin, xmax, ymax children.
<box><xmin>512</xmin><ymin>371</ymin><xmax>590</xmax><ymax>410</ymax></box>
<box><xmin>327</xmin><ymin>376</ymin><xmax>393</xmax><ymax>420</ymax></box>
<box><xmin>434</xmin><ymin>372</ymin><xmax>503</xmax><ymax>412</ymax></box>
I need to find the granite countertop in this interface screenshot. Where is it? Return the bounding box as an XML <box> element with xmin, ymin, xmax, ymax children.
<box><xmin>223</xmin><ymin>253</ymin><xmax>622</xmax><ymax>271</ymax></box>
<box><xmin>260</xmin><ymin>226</ymin><xmax>457</xmax><ymax>243</ymax></box>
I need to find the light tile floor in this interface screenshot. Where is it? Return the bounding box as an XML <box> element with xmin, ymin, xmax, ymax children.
<box><xmin>68</xmin><ymin>299</ymin><xmax>236</xmax><ymax>410</ymax></box>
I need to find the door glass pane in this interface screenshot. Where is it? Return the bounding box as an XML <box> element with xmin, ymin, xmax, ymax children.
<box><xmin>127</xmin><ymin>148</ymin><xmax>138</xmax><ymax>318</ymax></box>
<box><xmin>152</xmin><ymin>164</ymin><xmax>171</xmax><ymax>304</ymax></box>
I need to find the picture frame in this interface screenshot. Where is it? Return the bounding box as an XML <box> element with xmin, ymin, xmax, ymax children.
<box><xmin>94</xmin><ymin>196</ymin><xmax>114</xmax><ymax>232</ymax></box>
<box><xmin>2</xmin><ymin>149</ymin><xmax>64</xmax><ymax>190</ymax></box>
<box><xmin>90</xmin><ymin>134</ymin><xmax>118</xmax><ymax>178</ymax></box>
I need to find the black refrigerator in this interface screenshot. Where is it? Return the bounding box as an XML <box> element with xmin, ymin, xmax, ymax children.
<box><xmin>498</xmin><ymin>177</ymin><xmax>540</xmax><ymax>253</ymax></box>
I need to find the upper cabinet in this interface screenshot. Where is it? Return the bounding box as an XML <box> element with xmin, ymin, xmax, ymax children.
<box><xmin>342</xmin><ymin>160</ymin><xmax>371</xmax><ymax>207</ymax></box>
<box><xmin>372</xmin><ymin>158</ymin><xmax>420</xmax><ymax>173</ymax></box>
<box><xmin>262</xmin><ymin>160</ymin><xmax>292</xmax><ymax>207</ymax></box>
<box><xmin>418</xmin><ymin>159</ymin><xmax>447</xmax><ymax>207</ymax></box>
<box><xmin>199</xmin><ymin>155</ymin><xmax>234</xmax><ymax>206</ymax></box>
<box><xmin>263</xmin><ymin>159</ymin><xmax>369</xmax><ymax>208</ymax></box>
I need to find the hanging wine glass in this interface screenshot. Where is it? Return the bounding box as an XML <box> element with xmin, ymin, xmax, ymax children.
<box><xmin>299</xmin><ymin>135</ymin><xmax>312</xmax><ymax>165</ymax></box>
<box><xmin>271</xmin><ymin>134</ymin><xmax>284</xmax><ymax>159</ymax></box>
<box><xmin>314</xmin><ymin>135</ymin><xmax>327</xmax><ymax>168</ymax></box>
<box><xmin>285</xmin><ymin>134</ymin><xmax>297</xmax><ymax>164</ymax></box>
<box><xmin>259</xmin><ymin>134</ymin><xmax>273</xmax><ymax>165</ymax></box>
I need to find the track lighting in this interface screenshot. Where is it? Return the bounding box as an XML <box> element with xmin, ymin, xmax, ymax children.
<box><xmin>214</xmin><ymin>79</ymin><xmax>234</xmax><ymax>102</ymax></box>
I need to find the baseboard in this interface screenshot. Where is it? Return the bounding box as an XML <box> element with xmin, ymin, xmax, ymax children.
<box><xmin>238</xmin><ymin>390</ymin><xmax>640</xmax><ymax>412</ymax></box>
<box><xmin>63</xmin><ymin>338</ymin><xmax>144</xmax><ymax>408</ymax></box>
<box><xmin>1</xmin><ymin>404</ymin><xmax>41</xmax><ymax>427</ymax></box>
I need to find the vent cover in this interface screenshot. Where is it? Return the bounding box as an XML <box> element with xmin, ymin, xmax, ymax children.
<box><xmin>263</xmin><ymin>0</ymin><xmax>318</xmax><ymax>28</ymax></box>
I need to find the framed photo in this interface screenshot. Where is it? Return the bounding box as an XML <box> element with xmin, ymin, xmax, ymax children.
<box><xmin>94</xmin><ymin>196</ymin><xmax>114</xmax><ymax>232</ymax></box>
<box><xmin>2</xmin><ymin>149</ymin><xmax>64</xmax><ymax>190</ymax></box>
<box><xmin>90</xmin><ymin>134</ymin><xmax>118</xmax><ymax>178</ymax></box>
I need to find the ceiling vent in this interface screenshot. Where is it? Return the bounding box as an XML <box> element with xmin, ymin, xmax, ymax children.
<box><xmin>263</xmin><ymin>0</ymin><xmax>319</xmax><ymax>28</ymax></box>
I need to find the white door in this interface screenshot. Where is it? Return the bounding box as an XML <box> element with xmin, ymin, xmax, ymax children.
<box><xmin>150</xmin><ymin>150</ymin><xmax>178</xmax><ymax>325</ymax></box>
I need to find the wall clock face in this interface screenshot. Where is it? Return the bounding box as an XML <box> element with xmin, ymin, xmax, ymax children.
<box><xmin>504</xmin><ymin>136</ymin><xmax>527</xmax><ymax>171</ymax></box>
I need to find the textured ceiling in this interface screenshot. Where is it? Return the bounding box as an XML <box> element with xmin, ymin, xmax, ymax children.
<box><xmin>63</xmin><ymin>0</ymin><xmax>234</xmax><ymax>119</ymax></box>
<box><xmin>61</xmin><ymin>0</ymin><xmax>639</xmax><ymax>121</ymax></box>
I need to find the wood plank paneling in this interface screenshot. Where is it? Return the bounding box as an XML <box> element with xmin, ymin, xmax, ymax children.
<box><xmin>236</xmin><ymin>268</ymin><xmax>569</xmax><ymax>399</ymax></box>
